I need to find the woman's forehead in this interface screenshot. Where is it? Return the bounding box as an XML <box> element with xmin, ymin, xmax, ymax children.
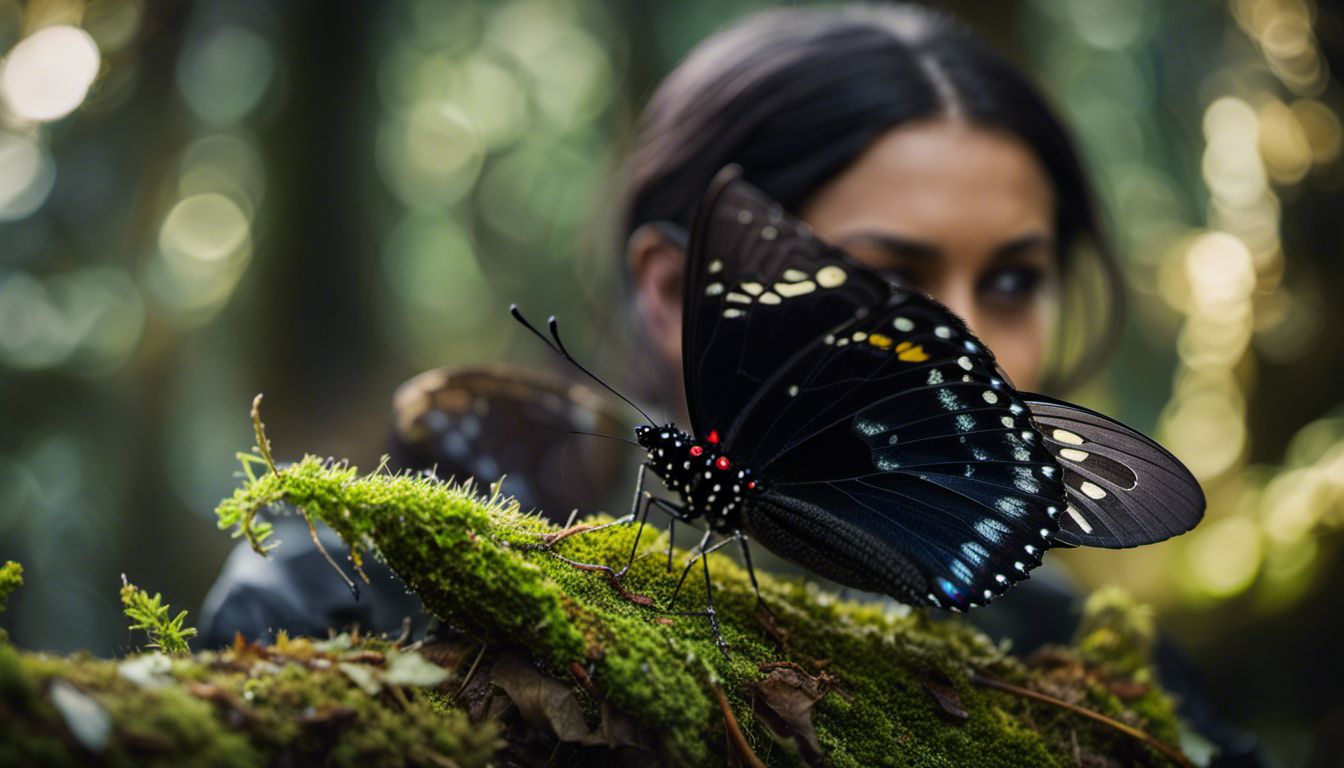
<box><xmin>800</xmin><ymin>119</ymin><xmax>1056</xmax><ymax>253</ymax></box>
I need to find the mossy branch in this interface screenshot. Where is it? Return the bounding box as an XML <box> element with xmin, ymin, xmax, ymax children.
<box><xmin>213</xmin><ymin>434</ymin><xmax>1191</xmax><ymax>766</ymax></box>
<box><xmin>120</xmin><ymin>575</ymin><xmax>197</xmax><ymax>656</ymax></box>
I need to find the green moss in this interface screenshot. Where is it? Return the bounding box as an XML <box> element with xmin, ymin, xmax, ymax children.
<box><xmin>0</xmin><ymin>634</ymin><xmax>501</xmax><ymax>767</ymax></box>
<box><xmin>211</xmin><ymin>452</ymin><xmax>1191</xmax><ymax>766</ymax></box>
<box><xmin>0</xmin><ymin>561</ymin><xmax>20</xmax><ymax>613</ymax></box>
<box><xmin>119</xmin><ymin>576</ymin><xmax>197</xmax><ymax>656</ymax></box>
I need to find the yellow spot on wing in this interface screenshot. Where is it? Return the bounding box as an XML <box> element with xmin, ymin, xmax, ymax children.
<box><xmin>897</xmin><ymin>344</ymin><xmax>929</xmax><ymax>362</ymax></box>
<box><xmin>867</xmin><ymin>333</ymin><xmax>894</xmax><ymax>349</ymax></box>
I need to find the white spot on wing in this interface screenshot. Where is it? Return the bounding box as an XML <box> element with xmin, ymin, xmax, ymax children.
<box><xmin>708</xmin><ymin>259</ymin><xmax>724</xmax><ymax>274</ymax></box>
<box><xmin>957</xmin><ymin>356</ymin><xmax>973</xmax><ymax>371</ymax></box>
<box><xmin>935</xmin><ymin>325</ymin><xmax>952</xmax><ymax>339</ymax></box>
<box><xmin>782</xmin><ymin>268</ymin><xmax>808</xmax><ymax>282</ymax></box>
<box><xmin>774</xmin><ymin>280</ymin><xmax>816</xmax><ymax>297</ymax></box>
<box><xmin>982</xmin><ymin>391</ymin><xmax>999</xmax><ymax>404</ymax></box>
<box><xmin>740</xmin><ymin>282</ymin><xmax>764</xmax><ymax>295</ymax></box>
<box><xmin>705</xmin><ymin>283</ymin><xmax>724</xmax><ymax>296</ymax></box>
<box><xmin>1080</xmin><ymin>481</ymin><xmax>1107</xmax><ymax>499</ymax></box>
<box><xmin>1052</xmin><ymin>429</ymin><xmax>1084</xmax><ymax>445</ymax></box>
<box><xmin>894</xmin><ymin>317</ymin><xmax>914</xmax><ymax>332</ymax></box>
<box><xmin>1059</xmin><ymin>448</ymin><xmax>1090</xmax><ymax>462</ymax></box>
<box><xmin>726</xmin><ymin>292</ymin><xmax>753</xmax><ymax>304</ymax></box>
<box><xmin>816</xmin><ymin>265</ymin><xmax>847</xmax><ymax>287</ymax></box>
<box><xmin>1066</xmin><ymin>504</ymin><xmax>1093</xmax><ymax>533</ymax></box>
<box><xmin>758</xmin><ymin>292</ymin><xmax>781</xmax><ymax>305</ymax></box>
<box><xmin>761</xmin><ymin>225</ymin><xmax>778</xmax><ymax>240</ymax></box>
<box><xmin>723</xmin><ymin>308</ymin><xmax>745</xmax><ymax>319</ymax></box>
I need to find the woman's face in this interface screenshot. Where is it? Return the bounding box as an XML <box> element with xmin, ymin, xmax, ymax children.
<box><xmin>800</xmin><ymin>119</ymin><xmax>1058</xmax><ymax>391</ymax></box>
<box><xmin>631</xmin><ymin>118</ymin><xmax>1059</xmax><ymax>397</ymax></box>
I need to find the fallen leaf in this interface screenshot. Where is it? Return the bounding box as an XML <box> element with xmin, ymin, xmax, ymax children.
<box><xmin>748</xmin><ymin>666</ymin><xmax>843</xmax><ymax>766</ymax></box>
<box><xmin>922</xmin><ymin>667</ymin><xmax>969</xmax><ymax>721</ymax></box>
<box><xmin>50</xmin><ymin>680</ymin><xmax>111</xmax><ymax>752</ymax></box>
<box><xmin>338</xmin><ymin>662</ymin><xmax>382</xmax><ymax>696</ymax></box>
<box><xmin>384</xmin><ymin>649</ymin><xmax>451</xmax><ymax>688</ymax></box>
<box><xmin>117</xmin><ymin>653</ymin><xmax>174</xmax><ymax>690</ymax></box>
<box><xmin>490</xmin><ymin>653</ymin><xmax>646</xmax><ymax>749</ymax></box>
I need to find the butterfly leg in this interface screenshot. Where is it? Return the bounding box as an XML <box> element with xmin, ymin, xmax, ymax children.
<box><xmin>736</xmin><ymin>532</ymin><xmax>775</xmax><ymax>619</ymax></box>
<box><xmin>665</xmin><ymin>529</ymin><xmax>734</xmax><ymax>655</ymax></box>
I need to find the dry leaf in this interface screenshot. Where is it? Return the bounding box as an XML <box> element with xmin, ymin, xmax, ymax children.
<box><xmin>922</xmin><ymin>667</ymin><xmax>969</xmax><ymax>721</ymax></box>
<box><xmin>748</xmin><ymin>666</ymin><xmax>843</xmax><ymax>766</ymax></box>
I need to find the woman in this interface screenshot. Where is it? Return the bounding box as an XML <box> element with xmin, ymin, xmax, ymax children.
<box><xmin>201</xmin><ymin>5</ymin><xmax>1260</xmax><ymax>763</ymax></box>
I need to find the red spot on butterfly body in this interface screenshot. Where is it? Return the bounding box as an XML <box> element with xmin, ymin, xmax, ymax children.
<box><xmin>689</xmin><ymin>446</ymin><xmax>704</xmax><ymax>457</ymax></box>
<box><xmin>747</xmin><ymin>480</ymin><xmax>757</xmax><ymax>490</ymax></box>
<box><xmin>707</xmin><ymin>429</ymin><xmax>720</xmax><ymax>445</ymax></box>
<box><xmin>716</xmin><ymin>456</ymin><xmax>731</xmax><ymax>471</ymax></box>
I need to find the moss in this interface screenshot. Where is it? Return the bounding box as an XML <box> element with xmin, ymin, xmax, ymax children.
<box><xmin>0</xmin><ymin>632</ymin><xmax>501</xmax><ymax>767</ymax></box>
<box><xmin>208</xmin><ymin>452</ymin><xmax>1192</xmax><ymax>767</ymax></box>
<box><xmin>0</xmin><ymin>561</ymin><xmax>20</xmax><ymax>613</ymax></box>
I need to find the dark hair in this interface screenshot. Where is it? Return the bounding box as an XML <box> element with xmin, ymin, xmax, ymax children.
<box><xmin>620</xmin><ymin>4</ymin><xmax>1124</xmax><ymax>392</ymax></box>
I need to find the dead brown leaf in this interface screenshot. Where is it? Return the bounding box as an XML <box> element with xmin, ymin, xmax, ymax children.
<box><xmin>747</xmin><ymin>665</ymin><xmax>844</xmax><ymax>766</ymax></box>
<box><xmin>921</xmin><ymin>667</ymin><xmax>969</xmax><ymax>721</ymax></box>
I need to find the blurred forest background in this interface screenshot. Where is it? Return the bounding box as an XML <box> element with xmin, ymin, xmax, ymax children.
<box><xmin>0</xmin><ymin>0</ymin><xmax>1341</xmax><ymax>764</ymax></box>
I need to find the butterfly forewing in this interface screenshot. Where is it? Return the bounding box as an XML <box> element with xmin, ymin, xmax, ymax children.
<box><xmin>682</xmin><ymin>172</ymin><xmax>892</xmax><ymax>446</ymax></box>
<box><xmin>687</xmin><ymin>169</ymin><xmax>1067</xmax><ymax>609</ymax></box>
<box><xmin>1026</xmin><ymin>395</ymin><xmax>1204</xmax><ymax>548</ymax></box>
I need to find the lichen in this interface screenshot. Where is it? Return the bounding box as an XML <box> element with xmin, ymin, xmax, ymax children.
<box><xmin>207</xmin><ymin>451</ymin><xmax>1191</xmax><ymax>766</ymax></box>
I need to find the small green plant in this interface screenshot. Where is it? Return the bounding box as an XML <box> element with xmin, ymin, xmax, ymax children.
<box><xmin>0</xmin><ymin>561</ymin><xmax>21</xmax><ymax>613</ymax></box>
<box><xmin>119</xmin><ymin>574</ymin><xmax>197</xmax><ymax>655</ymax></box>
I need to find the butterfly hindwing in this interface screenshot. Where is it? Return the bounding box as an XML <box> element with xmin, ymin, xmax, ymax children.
<box><xmin>1025</xmin><ymin>395</ymin><xmax>1205</xmax><ymax>548</ymax></box>
<box><xmin>389</xmin><ymin>364</ymin><xmax>629</xmax><ymax>520</ymax></box>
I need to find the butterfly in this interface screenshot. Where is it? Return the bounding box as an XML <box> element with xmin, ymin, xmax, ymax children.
<box><xmin>512</xmin><ymin>166</ymin><xmax>1204</xmax><ymax>635</ymax></box>
<box><xmin>388</xmin><ymin>363</ymin><xmax>631</xmax><ymax>522</ymax></box>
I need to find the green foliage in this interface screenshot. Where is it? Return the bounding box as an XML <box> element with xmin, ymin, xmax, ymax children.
<box><xmin>119</xmin><ymin>576</ymin><xmax>197</xmax><ymax>656</ymax></box>
<box><xmin>214</xmin><ymin>447</ymin><xmax>1191</xmax><ymax>767</ymax></box>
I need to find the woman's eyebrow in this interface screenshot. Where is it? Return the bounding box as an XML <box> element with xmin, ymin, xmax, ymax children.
<box><xmin>835</xmin><ymin>231</ymin><xmax>1053</xmax><ymax>261</ymax></box>
<box><xmin>836</xmin><ymin>232</ymin><xmax>942</xmax><ymax>261</ymax></box>
<box><xmin>992</xmin><ymin>233</ymin><xmax>1053</xmax><ymax>259</ymax></box>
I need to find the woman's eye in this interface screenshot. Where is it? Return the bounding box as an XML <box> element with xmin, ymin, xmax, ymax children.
<box><xmin>980</xmin><ymin>266</ymin><xmax>1044</xmax><ymax>302</ymax></box>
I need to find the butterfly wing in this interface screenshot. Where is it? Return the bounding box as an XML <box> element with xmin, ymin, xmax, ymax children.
<box><xmin>389</xmin><ymin>364</ymin><xmax>630</xmax><ymax>520</ymax></box>
<box><xmin>1024</xmin><ymin>394</ymin><xmax>1205</xmax><ymax>548</ymax></box>
<box><xmin>686</xmin><ymin>170</ymin><xmax>1066</xmax><ymax>609</ymax></box>
<box><xmin>681</xmin><ymin>166</ymin><xmax>893</xmax><ymax>444</ymax></box>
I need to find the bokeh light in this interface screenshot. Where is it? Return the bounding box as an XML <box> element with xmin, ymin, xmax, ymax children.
<box><xmin>0</xmin><ymin>25</ymin><xmax>100</xmax><ymax>122</ymax></box>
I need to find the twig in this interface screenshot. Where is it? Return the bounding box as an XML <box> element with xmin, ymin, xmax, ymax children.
<box><xmin>969</xmin><ymin>672</ymin><xmax>1192</xmax><ymax>768</ymax></box>
<box><xmin>250</xmin><ymin>394</ymin><xmax>279</xmax><ymax>476</ymax></box>
<box><xmin>300</xmin><ymin>508</ymin><xmax>358</xmax><ymax>600</ymax></box>
<box><xmin>712</xmin><ymin>683</ymin><xmax>766</xmax><ymax>768</ymax></box>
<box><xmin>453</xmin><ymin>643</ymin><xmax>487</xmax><ymax>702</ymax></box>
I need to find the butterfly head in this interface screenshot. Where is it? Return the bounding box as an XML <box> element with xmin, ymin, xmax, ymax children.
<box><xmin>634</xmin><ymin>423</ymin><xmax>689</xmax><ymax>453</ymax></box>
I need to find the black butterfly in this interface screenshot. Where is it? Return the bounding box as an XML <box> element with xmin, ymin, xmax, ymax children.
<box><xmin>513</xmin><ymin>166</ymin><xmax>1203</xmax><ymax>637</ymax></box>
<box><xmin>388</xmin><ymin>364</ymin><xmax>630</xmax><ymax>522</ymax></box>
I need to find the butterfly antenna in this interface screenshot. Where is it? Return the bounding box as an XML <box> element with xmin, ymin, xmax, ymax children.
<box><xmin>510</xmin><ymin>304</ymin><xmax>657</xmax><ymax>426</ymax></box>
<box><xmin>569</xmin><ymin>430</ymin><xmax>642</xmax><ymax>448</ymax></box>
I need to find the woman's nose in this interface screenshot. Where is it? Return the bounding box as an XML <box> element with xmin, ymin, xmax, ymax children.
<box><xmin>932</xmin><ymin>278</ymin><xmax>981</xmax><ymax>338</ymax></box>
